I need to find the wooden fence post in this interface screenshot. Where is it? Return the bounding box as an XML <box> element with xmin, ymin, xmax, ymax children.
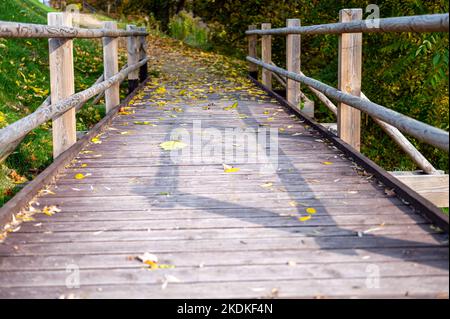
<box><xmin>248</xmin><ymin>25</ymin><xmax>258</xmax><ymax>79</ymax></box>
<box><xmin>103</xmin><ymin>21</ymin><xmax>120</xmax><ymax>113</ymax></box>
<box><xmin>139</xmin><ymin>27</ymin><xmax>148</xmax><ymax>82</ymax></box>
<box><xmin>48</xmin><ymin>12</ymin><xmax>76</xmax><ymax>159</ymax></box>
<box><xmin>127</xmin><ymin>25</ymin><xmax>139</xmax><ymax>94</ymax></box>
<box><xmin>338</xmin><ymin>9</ymin><xmax>362</xmax><ymax>151</ymax></box>
<box><xmin>286</xmin><ymin>19</ymin><xmax>301</xmax><ymax>108</ymax></box>
<box><xmin>261</xmin><ymin>23</ymin><xmax>272</xmax><ymax>89</ymax></box>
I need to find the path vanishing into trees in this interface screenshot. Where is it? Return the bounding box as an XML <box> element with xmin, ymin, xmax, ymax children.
<box><xmin>0</xmin><ymin>36</ymin><xmax>448</xmax><ymax>299</ymax></box>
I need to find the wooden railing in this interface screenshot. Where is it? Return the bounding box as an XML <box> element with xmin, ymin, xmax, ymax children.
<box><xmin>246</xmin><ymin>10</ymin><xmax>449</xmax><ymax>207</ymax></box>
<box><xmin>0</xmin><ymin>12</ymin><xmax>149</xmax><ymax>161</ymax></box>
<box><xmin>246</xmin><ymin>9</ymin><xmax>449</xmax><ymax>206</ymax></box>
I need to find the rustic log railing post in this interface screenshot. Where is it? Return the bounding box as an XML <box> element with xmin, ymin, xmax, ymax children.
<box><xmin>338</xmin><ymin>9</ymin><xmax>363</xmax><ymax>151</ymax></box>
<box><xmin>138</xmin><ymin>27</ymin><xmax>148</xmax><ymax>83</ymax></box>
<box><xmin>248</xmin><ymin>24</ymin><xmax>258</xmax><ymax>79</ymax></box>
<box><xmin>127</xmin><ymin>24</ymin><xmax>139</xmax><ymax>94</ymax></box>
<box><xmin>261</xmin><ymin>23</ymin><xmax>272</xmax><ymax>89</ymax></box>
<box><xmin>48</xmin><ymin>12</ymin><xmax>76</xmax><ymax>159</ymax></box>
<box><xmin>286</xmin><ymin>19</ymin><xmax>301</xmax><ymax>110</ymax></box>
<box><xmin>103</xmin><ymin>21</ymin><xmax>120</xmax><ymax>113</ymax></box>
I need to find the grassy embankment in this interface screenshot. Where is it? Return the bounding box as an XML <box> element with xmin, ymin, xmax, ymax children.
<box><xmin>0</xmin><ymin>0</ymin><xmax>128</xmax><ymax>205</ymax></box>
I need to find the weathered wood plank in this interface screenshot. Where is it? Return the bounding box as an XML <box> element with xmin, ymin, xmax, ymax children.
<box><xmin>1</xmin><ymin>233</ymin><xmax>446</xmax><ymax>256</ymax></box>
<box><xmin>391</xmin><ymin>173</ymin><xmax>449</xmax><ymax>208</ymax></box>
<box><xmin>2</xmin><ymin>276</ymin><xmax>448</xmax><ymax>298</ymax></box>
<box><xmin>1</xmin><ymin>247</ymin><xmax>446</xmax><ymax>271</ymax></box>
<box><xmin>6</xmin><ymin>224</ymin><xmax>440</xmax><ymax>245</ymax></box>
<box><xmin>0</xmin><ymin>260</ymin><xmax>447</xmax><ymax>288</ymax></box>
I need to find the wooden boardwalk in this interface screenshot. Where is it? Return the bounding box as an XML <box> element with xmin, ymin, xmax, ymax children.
<box><xmin>0</xmin><ymin>40</ymin><xmax>448</xmax><ymax>299</ymax></box>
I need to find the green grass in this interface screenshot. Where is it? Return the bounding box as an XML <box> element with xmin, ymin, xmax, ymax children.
<box><xmin>168</xmin><ymin>11</ymin><xmax>211</xmax><ymax>50</ymax></box>
<box><xmin>0</xmin><ymin>0</ymin><xmax>124</xmax><ymax>206</ymax></box>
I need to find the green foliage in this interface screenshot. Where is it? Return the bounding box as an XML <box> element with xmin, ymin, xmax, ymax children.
<box><xmin>187</xmin><ymin>0</ymin><xmax>449</xmax><ymax>173</ymax></box>
<box><xmin>169</xmin><ymin>11</ymin><xmax>211</xmax><ymax>50</ymax></box>
<box><xmin>0</xmin><ymin>0</ymin><xmax>110</xmax><ymax>206</ymax></box>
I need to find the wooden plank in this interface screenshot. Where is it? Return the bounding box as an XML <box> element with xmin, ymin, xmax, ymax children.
<box><xmin>0</xmin><ymin>260</ymin><xmax>447</xmax><ymax>288</ymax></box>
<box><xmin>6</xmin><ymin>224</ymin><xmax>439</xmax><ymax>245</ymax></box>
<box><xmin>1</xmin><ymin>275</ymin><xmax>449</xmax><ymax>299</ymax></box>
<box><xmin>48</xmin><ymin>12</ymin><xmax>76</xmax><ymax>159</ymax></box>
<box><xmin>391</xmin><ymin>173</ymin><xmax>449</xmax><ymax>208</ymax></box>
<box><xmin>14</xmin><ymin>213</ymin><xmax>426</xmax><ymax>233</ymax></box>
<box><xmin>261</xmin><ymin>23</ymin><xmax>272</xmax><ymax>89</ymax></box>
<box><xmin>0</xmin><ymin>247</ymin><xmax>447</xmax><ymax>271</ymax></box>
<box><xmin>1</xmin><ymin>275</ymin><xmax>448</xmax><ymax>299</ymax></box>
<box><xmin>103</xmin><ymin>21</ymin><xmax>120</xmax><ymax>113</ymax></box>
<box><xmin>2</xmin><ymin>233</ymin><xmax>445</xmax><ymax>256</ymax></box>
<box><xmin>338</xmin><ymin>9</ymin><xmax>362</xmax><ymax>152</ymax></box>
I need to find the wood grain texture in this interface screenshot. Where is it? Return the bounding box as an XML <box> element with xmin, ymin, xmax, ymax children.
<box><xmin>103</xmin><ymin>21</ymin><xmax>120</xmax><ymax>113</ymax></box>
<box><xmin>127</xmin><ymin>25</ymin><xmax>139</xmax><ymax>81</ymax></box>
<box><xmin>286</xmin><ymin>19</ymin><xmax>302</xmax><ymax>113</ymax></box>
<box><xmin>245</xmin><ymin>57</ymin><xmax>449</xmax><ymax>152</ymax></box>
<box><xmin>48</xmin><ymin>12</ymin><xmax>76</xmax><ymax>159</ymax></box>
<box><xmin>261</xmin><ymin>23</ymin><xmax>272</xmax><ymax>89</ymax></box>
<box><xmin>245</xmin><ymin>13</ymin><xmax>449</xmax><ymax>35</ymax></box>
<box><xmin>248</xmin><ymin>25</ymin><xmax>258</xmax><ymax>74</ymax></box>
<box><xmin>0</xmin><ymin>20</ymin><xmax>148</xmax><ymax>38</ymax></box>
<box><xmin>338</xmin><ymin>9</ymin><xmax>362</xmax><ymax>152</ymax></box>
<box><xmin>0</xmin><ymin>46</ymin><xmax>447</xmax><ymax>299</ymax></box>
<box><xmin>391</xmin><ymin>173</ymin><xmax>449</xmax><ymax>207</ymax></box>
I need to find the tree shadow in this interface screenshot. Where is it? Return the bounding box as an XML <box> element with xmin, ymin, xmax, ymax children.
<box><xmin>132</xmin><ymin>92</ymin><xmax>449</xmax><ymax>272</ymax></box>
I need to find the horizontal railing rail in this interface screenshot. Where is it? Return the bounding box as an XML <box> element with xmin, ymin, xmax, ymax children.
<box><xmin>0</xmin><ymin>20</ymin><xmax>147</xmax><ymax>38</ymax></box>
<box><xmin>246</xmin><ymin>10</ymin><xmax>449</xmax><ymax>160</ymax></box>
<box><xmin>247</xmin><ymin>57</ymin><xmax>449</xmax><ymax>152</ymax></box>
<box><xmin>0</xmin><ymin>13</ymin><xmax>149</xmax><ymax>162</ymax></box>
<box><xmin>245</xmin><ymin>13</ymin><xmax>449</xmax><ymax>35</ymax></box>
<box><xmin>268</xmin><ymin>60</ymin><xmax>439</xmax><ymax>174</ymax></box>
<box><xmin>0</xmin><ymin>58</ymin><xmax>148</xmax><ymax>149</ymax></box>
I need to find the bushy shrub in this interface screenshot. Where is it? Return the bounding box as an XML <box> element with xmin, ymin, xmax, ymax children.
<box><xmin>169</xmin><ymin>10</ymin><xmax>211</xmax><ymax>50</ymax></box>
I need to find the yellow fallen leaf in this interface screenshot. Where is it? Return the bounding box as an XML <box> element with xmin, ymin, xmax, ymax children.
<box><xmin>42</xmin><ymin>205</ymin><xmax>61</xmax><ymax>216</ymax></box>
<box><xmin>299</xmin><ymin>215</ymin><xmax>312</xmax><ymax>222</ymax></box>
<box><xmin>75</xmin><ymin>173</ymin><xmax>86</xmax><ymax>180</ymax></box>
<box><xmin>81</xmin><ymin>164</ymin><xmax>88</xmax><ymax>168</ymax></box>
<box><xmin>91</xmin><ymin>137</ymin><xmax>102</xmax><ymax>144</ymax></box>
<box><xmin>160</xmin><ymin>141</ymin><xmax>187</xmax><ymax>151</ymax></box>
<box><xmin>134</xmin><ymin>121</ymin><xmax>156</xmax><ymax>126</ymax></box>
<box><xmin>306</xmin><ymin>207</ymin><xmax>317</xmax><ymax>214</ymax></box>
<box><xmin>260</xmin><ymin>182</ymin><xmax>273</xmax><ymax>188</ymax></box>
<box><xmin>225</xmin><ymin>167</ymin><xmax>240</xmax><ymax>173</ymax></box>
<box><xmin>155</xmin><ymin>87</ymin><xmax>167</xmax><ymax>95</ymax></box>
<box><xmin>322</xmin><ymin>161</ymin><xmax>333</xmax><ymax>165</ymax></box>
<box><xmin>223</xmin><ymin>164</ymin><xmax>240</xmax><ymax>173</ymax></box>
